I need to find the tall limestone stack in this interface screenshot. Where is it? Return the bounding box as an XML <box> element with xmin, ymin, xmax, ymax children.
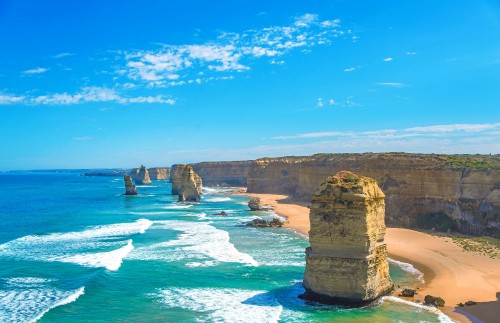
<box><xmin>123</xmin><ymin>175</ymin><xmax>137</xmax><ymax>195</ymax></box>
<box><xmin>136</xmin><ymin>165</ymin><xmax>152</xmax><ymax>185</ymax></box>
<box><xmin>170</xmin><ymin>164</ymin><xmax>184</xmax><ymax>195</ymax></box>
<box><xmin>302</xmin><ymin>171</ymin><xmax>393</xmax><ymax>305</ymax></box>
<box><xmin>172</xmin><ymin>165</ymin><xmax>203</xmax><ymax>202</ymax></box>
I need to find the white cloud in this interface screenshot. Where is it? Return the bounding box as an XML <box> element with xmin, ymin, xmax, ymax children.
<box><xmin>377</xmin><ymin>82</ymin><xmax>406</xmax><ymax>87</ymax></box>
<box><xmin>52</xmin><ymin>53</ymin><xmax>74</xmax><ymax>59</ymax></box>
<box><xmin>0</xmin><ymin>87</ymin><xmax>175</xmax><ymax>106</ymax></box>
<box><xmin>406</xmin><ymin>51</ymin><xmax>416</xmax><ymax>55</ymax></box>
<box><xmin>272</xmin><ymin>122</ymin><xmax>500</xmax><ymax>141</ymax></box>
<box><xmin>22</xmin><ymin>67</ymin><xmax>49</xmax><ymax>75</ymax></box>
<box><xmin>328</xmin><ymin>99</ymin><xmax>335</xmax><ymax>105</ymax></box>
<box><xmin>383</xmin><ymin>57</ymin><xmax>393</xmax><ymax>62</ymax></box>
<box><xmin>122</xmin><ymin>13</ymin><xmax>347</xmax><ymax>87</ymax></box>
<box><xmin>73</xmin><ymin>136</ymin><xmax>92</xmax><ymax>140</ymax></box>
<box><xmin>0</xmin><ymin>94</ymin><xmax>26</xmax><ymax>104</ymax></box>
<box><xmin>343</xmin><ymin>66</ymin><xmax>357</xmax><ymax>72</ymax></box>
<box><xmin>317</xmin><ymin>98</ymin><xmax>324</xmax><ymax>107</ymax></box>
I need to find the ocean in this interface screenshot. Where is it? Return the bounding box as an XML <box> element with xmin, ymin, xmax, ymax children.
<box><xmin>0</xmin><ymin>173</ymin><xmax>451</xmax><ymax>322</ymax></box>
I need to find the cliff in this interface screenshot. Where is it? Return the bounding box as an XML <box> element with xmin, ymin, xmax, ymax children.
<box><xmin>303</xmin><ymin>171</ymin><xmax>393</xmax><ymax>305</ymax></box>
<box><xmin>191</xmin><ymin>160</ymin><xmax>252</xmax><ymax>186</ymax></box>
<box><xmin>123</xmin><ymin>175</ymin><xmax>137</xmax><ymax>195</ymax></box>
<box><xmin>171</xmin><ymin>165</ymin><xmax>203</xmax><ymax>202</ymax></box>
<box><xmin>148</xmin><ymin>167</ymin><xmax>169</xmax><ymax>180</ymax></box>
<box><xmin>246</xmin><ymin>153</ymin><xmax>500</xmax><ymax>237</ymax></box>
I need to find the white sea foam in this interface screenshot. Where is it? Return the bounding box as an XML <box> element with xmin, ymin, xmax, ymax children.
<box><xmin>203</xmin><ymin>187</ymin><xmax>233</xmax><ymax>195</ymax></box>
<box><xmin>4</xmin><ymin>277</ymin><xmax>55</xmax><ymax>287</ymax></box>
<box><xmin>129</xmin><ymin>211</ymin><xmax>171</xmax><ymax>215</ymax></box>
<box><xmin>160</xmin><ymin>204</ymin><xmax>193</xmax><ymax>209</ymax></box>
<box><xmin>129</xmin><ymin>220</ymin><xmax>258</xmax><ymax>266</ymax></box>
<box><xmin>382</xmin><ymin>296</ymin><xmax>454</xmax><ymax>323</ymax></box>
<box><xmin>153</xmin><ymin>288</ymin><xmax>282</xmax><ymax>322</ymax></box>
<box><xmin>136</xmin><ymin>185</ymin><xmax>160</xmax><ymax>188</ymax></box>
<box><xmin>388</xmin><ymin>258</ymin><xmax>425</xmax><ymax>282</ymax></box>
<box><xmin>53</xmin><ymin>240</ymin><xmax>134</xmax><ymax>271</ymax></box>
<box><xmin>203</xmin><ymin>197</ymin><xmax>232</xmax><ymax>202</ymax></box>
<box><xmin>0</xmin><ymin>219</ymin><xmax>151</xmax><ymax>270</ymax></box>
<box><xmin>0</xmin><ymin>286</ymin><xmax>84</xmax><ymax>323</ymax></box>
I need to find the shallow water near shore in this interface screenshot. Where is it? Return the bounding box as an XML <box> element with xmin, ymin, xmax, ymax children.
<box><xmin>0</xmin><ymin>173</ymin><xmax>449</xmax><ymax>322</ymax></box>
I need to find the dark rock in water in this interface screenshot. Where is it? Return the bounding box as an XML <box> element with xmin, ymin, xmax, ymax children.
<box><xmin>136</xmin><ymin>165</ymin><xmax>152</xmax><ymax>185</ymax></box>
<box><xmin>401</xmin><ymin>289</ymin><xmax>416</xmax><ymax>297</ymax></box>
<box><xmin>214</xmin><ymin>211</ymin><xmax>228</xmax><ymax>217</ymax></box>
<box><xmin>246</xmin><ymin>218</ymin><xmax>284</xmax><ymax>228</ymax></box>
<box><xmin>248</xmin><ymin>197</ymin><xmax>262</xmax><ymax>211</ymax></box>
<box><xmin>83</xmin><ymin>170</ymin><xmax>126</xmax><ymax>177</ymax></box>
<box><xmin>424</xmin><ymin>295</ymin><xmax>445</xmax><ymax>307</ymax></box>
<box><xmin>464</xmin><ymin>300</ymin><xmax>477</xmax><ymax>306</ymax></box>
<box><xmin>124</xmin><ymin>175</ymin><xmax>137</xmax><ymax>195</ymax></box>
<box><xmin>458</xmin><ymin>303</ymin><xmax>464</xmax><ymax>307</ymax></box>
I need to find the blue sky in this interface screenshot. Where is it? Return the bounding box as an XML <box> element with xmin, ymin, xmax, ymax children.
<box><xmin>1</xmin><ymin>0</ymin><xmax>499</xmax><ymax>169</ymax></box>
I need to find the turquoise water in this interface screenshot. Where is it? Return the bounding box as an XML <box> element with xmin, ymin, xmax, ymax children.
<box><xmin>0</xmin><ymin>173</ymin><xmax>448</xmax><ymax>322</ymax></box>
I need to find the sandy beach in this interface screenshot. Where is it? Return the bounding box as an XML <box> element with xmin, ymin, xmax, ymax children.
<box><xmin>238</xmin><ymin>192</ymin><xmax>500</xmax><ymax>323</ymax></box>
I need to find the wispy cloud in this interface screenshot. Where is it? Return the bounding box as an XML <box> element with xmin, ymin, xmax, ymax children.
<box><xmin>52</xmin><ymin>52</ymin><xmax>75</xmax><ymax>59</ymax></box>
<box><xmin>72</xmin><ymin>136</ymin><xmax>92</xmax><ymax>140</ymax></box>
<box><xmin>383</xmin><ymin>57</ymin><xmax>393</xmax><ymax>62</ymax></box>
<box><xmin>0</xmin><ymin>87</ymin><xmax>175</xmax><ymax>105</ymax></box>
<box><xmin>377</xmin><ymin>82</ymin><xmax>406</xmax><ymax>88</ymax></box>
<box><xmin>406</xmin><ymin>51</ymin><xmax>416</xmax><ymax>55</ymax></box>
<box><xmin>343</xmin><ymin>66</ymin><xmax>359</xmax><ymax>72</ymax></box>
<box><xmin>22</xmin><ymin>67</ymin><xmax>49</xmax><ymax>75</ymax></box>
<box><xmin>317</xmin><ymin>98</ymin><xmax>324</xmax><ymax>107</ymax></box>
<box><xmin>122</xmin><ymin>13</ymin><xmax>348</xmax><ymax>87</ymax></box>
<box><xmin>273</xmin><ymin>122</ymin><xmax>500</xmax><ymax>140</ymax></box>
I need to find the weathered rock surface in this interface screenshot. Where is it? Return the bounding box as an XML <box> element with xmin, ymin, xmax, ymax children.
<box><xmin>245</xmin><ymin>153</ymin><xmax>500</xmax><ymax>237</ymax></box>
<box><xmin>148</xmin><ymin>167</ymin><xmax>169</xmax><ymax>180</ymax></box>
<box><xmin>248</xmin><ymin>197</ymin><xmax>262</xmax><ymax>211</ymax></box>
<box><xmin>124</xmin><ymin>175</ymin><xmax>137</xmax><ymax>195</ymax></box>
<box><xmin>191</xmin><ymin>161</ymin><xmax>252</xmax><ymax>186</ymax></box>
<box><xmin>246</xmin><ymin>218</ymin><xmax>284</xmax><ymax>228</ymax></box>
<box><xmin>302</xmin><ymin>171</ymin><xmax>393</xmax><ymax>305</ymax></box>
<box><xmin>134</xmin><ymin>165</ymin><xmax>152</xmax><ymax>185</ymax></box>
<box><xmin>424</xmin><ymin>295</ymin><xmax>445</xmax><ymax>307</ymax></box>
<box><xmin>172</xmin><ymin>165</ymin><xmax>203</xmax><ymax>202</ymax></box>
<box><xmin>400</xmin><ymin>289</ymin><xmax>416</xmax><ymax>297</ymax></box>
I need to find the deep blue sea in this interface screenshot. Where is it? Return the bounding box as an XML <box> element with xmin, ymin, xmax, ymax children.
<box><xmin>0</xmin><ymin>173</ymin><xmax>451</xmax><ymax>322</ymax></box>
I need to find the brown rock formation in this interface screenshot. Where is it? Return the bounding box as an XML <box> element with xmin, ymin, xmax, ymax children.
<box><xmin>170</xmin><ymin>164</ymin><xmax>184</xmax><ymax>195</ymax></box>
<box><xmin>245</xmin><ymin>153</ymin><xmax>500</xmax><ymax>237</ymax></box>
<box><xmin>172</xmin><ymin>165</ymin><xmax>203</xmax><ymax>202</ymax></box>
<box><xmin>135</xmin><ymin>165</ymin><xmax>152</xmax><ymax>185</ymax></box>
<box><xmin>302</xmin><ymin>171</ymin><xmax>393</xmax><ymax>305</ymax></box>
<box><xmin>148</xmin><ymin>167</ymin><xmax>169</xmax><ymax>180</ymax></box>
<box><xmin>191</xmin><ymin>160</ymin><xmax>252</xmax><ymax>186</ymax></box>
<box><xmin>248</xmin><ymin>197</ymin><xmax>262</xmax><ymax>211</ymax></box>
<box><xmin>123</xmin><ymin>175</ymin><xmax>137</xmax><ymax>195</ymax></box>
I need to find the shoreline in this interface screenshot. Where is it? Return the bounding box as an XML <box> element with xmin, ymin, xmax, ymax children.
<box><xmin>235</xmin><ymin>191</ymin><xmax>500</xmax><ymax>323</ymax></box>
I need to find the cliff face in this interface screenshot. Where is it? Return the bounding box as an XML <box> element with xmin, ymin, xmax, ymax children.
<box><xmin>247</xmin><ymin>153</ymin><xmax>500</xmax><ymax>237</ymax></box>
<box><xmin>171</xmin><ymin>165</ymin><xmax>203</xmax><ymax>202</ymax></box>
<box><xmin>123</xmin><ymin>175</ymin><xmax>137</xmax><ymax>195</ymax></box>
<box><xmin>191</xmin><ymin>161</ymin><xmax>252</xmax><ymax>186</ymax></box>
<box><xmin>303</xmin><ymin>171</ymin><xmax>393</xmax><ymax>304</ymax></box>
<box><xmin>135</xmin><ymin>165</ymin><xmax>152</xmax><ymax>185</ymax></box>
<box><xmin>148</xmin><ymin>167</ymin><xmax>169</xmax><ymax>180</ymax></box>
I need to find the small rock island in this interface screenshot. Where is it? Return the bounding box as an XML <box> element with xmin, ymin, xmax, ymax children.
<box><xmin>123</xmin><ymin>175</ymin><xmax>137</xmax><ymax>195</ymax></box>
<box><xmin>135</xmin><ymin>165</ymin><xmax>152</xmax><ymax>185</ymax></box>
<box><xmin>302</xmin><ymin>171</ymin><xmax>393</xmax><ymax>306</ymax></box>
<box><xmin>171</xmin><ymin>164</ymin><xmax>203</xmax><ymax>202</ymax></box>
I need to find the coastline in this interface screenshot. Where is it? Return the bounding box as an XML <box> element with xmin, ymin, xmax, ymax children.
<box><xmin>236</xmin><ymin>191</ymin><xmax>500</xmax><ymax>323</ymax></box>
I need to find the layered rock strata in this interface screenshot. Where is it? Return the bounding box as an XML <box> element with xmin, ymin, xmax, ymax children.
<box><xmin>302</xmin><ymin>171</ymin><xmax>393</xmax><ymax>305</ymax></box>
<box><xmin>148</xmin><ymin>167</ymin><xmax>169</xmax><ymax>180</ymax></box>
<box><xmin>246</xmin><ymin>153</ymin><xmax>500</xmax><ymax>237</ymax></box>
<box><xmin>135</xmin><ymin>165</ymin><xmax>152</xmax><ymax>185</ymax></box>
<box><xmin>123</xmin><ymin>175</ymin><xmax>137</xmax><ymax>195</ymax></box>
<box><xmin>191</xmin><ymin>161</ymin><xmax>252</xmax><ymax>186</ymax></box>
<box><xmin>172</xmin><ymin>165</ymin><xmax>203</xmax><ymax>202</ymax></box>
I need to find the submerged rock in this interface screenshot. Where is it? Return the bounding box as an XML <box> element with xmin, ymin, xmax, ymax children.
<box><xmin>464</xmin><ymin>300</ymin><xmax>477</xmax><ymax>306</ymax></box>
<box><xmin>400</xmin><ymin>289</ymin><xmax>416</xmax><ymax>297</ymax></box>
<box><xmin>135</xmin><ymin>165</ymin><xmax>152</xmax><ymax>185</ymax></box>
<box><xmin>302</xmin><ymin>171</ymin><xmax>394</xmax><ymax>306</ymax></box>
<box><xmin>248</xmin><ymin>197</ymin><xmax>263</xmax><ymax>211</ymax></box>
<box><xmin>213</xmin><ymin>211</ymin><xmax>228</xmax><ymax>217</ymax></box>
<box><xmin>173</xmin><ymin>165</ymin><xmax>203</xmax><ymax>202</ymax></box>
<box><xmin>124</xmin><ymin>175</ymin><xmax>137</xmax><ymax>195</ymax></box>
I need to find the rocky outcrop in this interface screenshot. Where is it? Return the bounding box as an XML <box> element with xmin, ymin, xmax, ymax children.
<box><xmin>248</xmin><ymin>197</ymin><xmax>262</xmax><ymax>211</ymax></box>
<box><xmin>172</xmin><ymin>165</ymin><xmax>203</xmax><ymax>202</ymax></box>
<box><xmin>246</xmin><ymin>153</ymin><xmax>500</xmax><ymax>237</ymax></box>
<box><xmin>191</xmin><ymin>161</ymin><xmax>252</xmax><ymax>186</ymax></box>
<box><xmin>424</xmin><ymin>295</ymin><xmax>445</xmax><ymax>307</ymax></box>
<box><xmin>123</xmin><ymin>175</ymin><xmax>137</xmax><ymax>195</ymax></box>
<box><xmin>246</xmin><ymin>218</ymin><xmax>284</xmax><ymax>228</ymax></box>
<box><xmin>302</xmin><ymin>171</ymin><xmax>393</xmax><ymax>306</ymax></box>
<box><xmin>148</xmin><ymin>167</ymin><xmax>169</xmax><ymax>180</ymax></box>
<box><xmin>135</xmin><ymin>165</ymin><xmax>152</xmax><ymax>185</ymax></box>
<box><xmin>170</xmin><ymin>164</ymin><xmax>184</xmax><ymax>195</ymax></box>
